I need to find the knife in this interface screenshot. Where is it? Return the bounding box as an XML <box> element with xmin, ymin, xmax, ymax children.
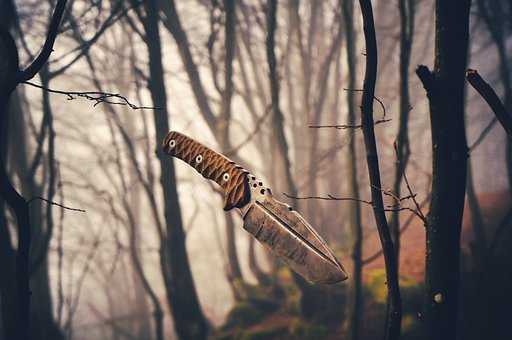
<box><xmin>162</xmin><ymin>131</ymin><xmax>348</xmax><ymax>284</ymax></box>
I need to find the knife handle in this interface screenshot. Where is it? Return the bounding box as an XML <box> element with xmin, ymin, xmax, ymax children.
<box><xmin>162</xmin><ymin>131</ymin><xmax>251</xmax><ymax>211</ymax></box>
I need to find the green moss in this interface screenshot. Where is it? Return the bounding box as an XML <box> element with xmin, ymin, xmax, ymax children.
<box><xmin>223</xmin><ymin>302</ymin><xmax>266</xmax><ymax>329</ymax></box>
<box><xmin>239</xmin><ymin>326</ymin><xmax>288</xmax><ymax>340</ymax></box>
<box><xmin>364</xmin><ymin>269</ymin><xmax>425</xmax><ymax>339</ymax></box>
<box><xmin>365</xmin><ymin>268</ymin><xmax>388</xmax><ymax>303</ymax></box>
<box><xmin>289</xmin><ymin>318</ymin><xmax>328</xmax><ymax>340</ymax></box>
<box><xmin>365</xmin><ymin>269</ymin><xmax>423</xmax><ymax>305</ymax></box>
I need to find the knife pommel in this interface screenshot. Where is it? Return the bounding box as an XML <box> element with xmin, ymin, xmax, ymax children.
<box><xmin>162</xmin><ymin>131</ymin><xmax>251</xmax><ymax>210</ymax></box>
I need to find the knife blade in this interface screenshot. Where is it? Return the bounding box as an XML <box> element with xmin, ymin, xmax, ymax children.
<box><xmin>162</xmin><ymin>131</ymin><xmax>348</xmax><ymax>284</ymax></box>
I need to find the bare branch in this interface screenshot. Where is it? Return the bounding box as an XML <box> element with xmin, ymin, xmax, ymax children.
<box><xmin>18</xmin><ymin>0</ymin><xmax>68</xmax><ymax>82</ymax></box>
<box><xmin>393</xmin><ymin>142</ymin><xmax>427</xmax><ymax>223</ymax></box>
<box><xmin>284</xmin><ymin>190</ymin><xmax>424</xmax><ymax>220</ymax></box>
<box><xmin>28</xmin><ymin>196</ymin><xmax>86</xmax><ymax>213</ymax></box>
<box><xmin>466</xmin><ymin>69</ymin><xmax>512</xmax><ymax>137</ymax></box>
<box><xmin>51</xmin><ymin>0</ymin><xmax>131</xmax><ymax>77</ymax></box>
<box><xmin>343</xmin><ymin>88</ymin><xmax>387</xmax><ymax>117</ymax></box>
<box><xmin>362</xmin><ymin>194</ymin><xmax>430</xmax><ymax>266</ymax></box>
<box><xmin>283</xmin><ymin>192</ymin><xmax>373</xmax><ymax>205</ymax></box>
<box><xmin>309</xmin><ymin>118</ymin><xmax>391</xmax><ymax>130</ymax></box>
<box><xmin>23</xmin><ymin>81</ymin><xmax>158</xmax><ymax>110</ymax></box>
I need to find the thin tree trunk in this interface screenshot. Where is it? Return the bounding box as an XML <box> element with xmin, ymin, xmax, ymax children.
<box><xmin>266</xmin><ymin>0</ymin><xmax>318</xmax><ymax>318</ymax></box>
<box><xmin>0</xmin><ymin>85</ymin><xmax>20</xmax><ymax>340</ymax></box>
<box><xmin>125</xmin><ymin>205</ymin><xmax>164</xmax><ymax>340</ymax></box>
<box><xmin>341</xmin><ymin>1</ymin><xmax>363</xmax><ymax>339</ymax></box>
<box><xmin>389</xmin><ymin>0</ymin><xmax>415</xmax><ymax>269</ymax></box>
<box><xmin>219</xmin><ymin>0</ymin><xmax>245</xmax><ymax>294</ymax></box>
<box><xmin>0</xmin><ymin>30</ymin><xmax>31</xmax><ymax>340</ymax></box>
<box><xmin>143</xmin><ymin>1</ymin><xmax>208</xmax><ymax>338</ymax></box>
<box><xmin>158</xmin><ymin>0</ymin><xmax>217</xmax><ymax>132</ymax></box>
<box><xmin>225</xmin><ymin>212</ymin><xmax>243</xmax><ymax>299</ymax></box>
<box><xmin>123</xmin><ymin>92</ymin><xmax>153</xmax><ymax>340</ymax></box>
<box><xmin>357</xmin><ymin>1</ymin><xmax>402</xmax><ymax>339</ymax></box>
<box><xmin>307</xmin><ymin>16</ymin><xmax>344</xmax><ymax>227</ymax></box>
<box><xmin>9</xmin><ymin>74</ymin><xmax>63</xmax><ymax>340</ymax></box>
<box><xmin>0</xmin><ymin>138</ymin><xmax>17</xmax><ymax>340</ymax></box>
<box><xmin>247</xmin><ymin>236</ymin><xmax>268</xmax><ymax>284</ymax></box>
<box><xmin>466</xmin><ymin>162</ymin><xmax>486</xmax><ymax>267</ymax></box>
<box><xmin>415</xmin><ymin>1</ymin><xmax>470</xmax><ymax>339</ymax></box>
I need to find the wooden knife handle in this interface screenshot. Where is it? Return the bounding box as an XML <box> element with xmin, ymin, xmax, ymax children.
<box><xmin>162</xmin><ymin>131</ymin><xmax>251</xmax><ymax>211</ymax></box>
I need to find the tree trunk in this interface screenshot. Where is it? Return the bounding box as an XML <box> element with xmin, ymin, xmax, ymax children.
<box><xmin>306</xmin><ymin>15</ymin><xmax>343</xmax><ymax>228</ymax></box>
<box><xmin>0</xmin><ymin>29</ymin><xmax>31</xmax><ymax>340</ymax></box>
<box><xmin>9</xmin><ymin>82</ymin><xmax>64</xmax><ymax>340</ymax></box>
<box><xmin>143</xmin><ymin>1</ymin><xmax>208</xmax><ymax>339</ymax></box>
<box><xmin>247</xmin><ymin>236</ymin><xmax>268</xmax><ymax>285</ymax></box>
<box><xmin>415</xmin><ymin>1</ymin><xmax>470</xmax><ymax>339</ymax></box>
<box><xmin>389</xmin><ymin>0</ymin><xmax>415</xmax><ymax>268</ymax></box>
<box><xmin>158</xmin><ymin>0</ymin><xmax>217</xmax><ymax>132</ymax></box>
<box><xmin>225</xmin><ymin>212</ymin><xmax>243</xmax><ymax>299</ymax></box>
<box><xmin>219</xmin><ymin>0</ymin><xmax>245</xmax><ymax>294</ymax></box>
<box><xmin>466</xmin><ymin>162</ymin><xmax>486</xmax><ymax>268</ymax></box>
<box><xmin>341</xmin><ymin>1</ymin><xmax>363</xmax><ymax>339</ymax></box>
<box><xmin>357</xmin><ymin>1</ymin><xmax>402</xmax><ymax>339</ymax></box>
<box><xmin>0</xmin><ymin>90</ymin><xmax>19</xmax><ymax>340</ymax></box>
<box><xmin>265</xmin><ymin>0</ymin><xmax>320</xmax><ymax>319</ymax></box>
<box><xmin>124</xmin><ymin>101</ymin><xmax>153</xmax><ymax>340</ymax></box>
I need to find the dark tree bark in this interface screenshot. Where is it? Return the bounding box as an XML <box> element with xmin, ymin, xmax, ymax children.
<box><xmin>357</xmin><ymin>1</ymin><xmax>402</xmax><ymax>339</ymax></box>
<box><xmin>12</xmin><ymin>68</ymin><xmax>63</xmax><ymax>340</ymax></box>
<box><xmin>140</xmin><ymin>1</ymin><xmax>208</xmax><ymax>338</ymax></box>
<box><xmin>415</xmin><ymin>1</ymin><xmax>471</xmax><ymax>339</ymax></box>
<box><xmin>341</xmin><ymin>2</ymin><xmax>363</xmax><ymax>339</ymax></box>
<box><xmin>0</xmin><ymin>2</ymin><xmax>67</xmax><ymax>338</ymax></box>
<box><xmin>0</xmin><ymin>110</ymin><xmax>18</xmax><ymax>339</ymax></box>
<box><xmin>0</xmin><ymin>31</ymin><xmax>31</xmax><ymax>340</ymax></box>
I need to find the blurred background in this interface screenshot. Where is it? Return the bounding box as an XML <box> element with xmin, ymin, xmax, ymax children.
<box><xmin>1</xmin><ymin>0</ymin><xmax>511</xmax><ymax>339</ymax></box>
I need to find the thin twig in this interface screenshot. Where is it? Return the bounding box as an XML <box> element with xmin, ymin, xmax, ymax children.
<box><xmin>28</xmin><ymin>196</ymin><xmax>86</xmax><ymax>212</ymax></box>
<box><xmin>362</xmin><ymin>194</ymin><xmax>430</xmax><ymax>265</ymax></box>
<box><xmin>18</xmin><ymin>0</ymin><xmax>68</xmax><ymax>82</ymax></box>
<box><xmin>283</xmin><ymin>192</ymin><xmax>373</xmax><ymax>205</ymax></box>
<box><xmin>23</xmin><ymin>81</ymin><xmax>158</xmax><ymax>110</ymax></box>
<box><xmin>393</xmin><ymin>142</ymin><xmax>427</xmax><ymax>223</ymax></box>
<box><xmin>309</xmin><ymin>118</ymin><xmax>391</xmax><ymax>130</ymax></box>
<box><xmin>343</xmin><ymin>88</ymin><xmax>387</xmax><ymax>117</ymax></box>
<box><xmin>283</xmin><ymin>191</ymin><xmax>423</xmax><ymax>220</ymax></box>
